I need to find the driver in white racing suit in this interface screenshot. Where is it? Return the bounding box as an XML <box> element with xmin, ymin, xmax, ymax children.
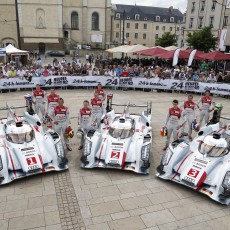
<box><xmin>180</xmin><ymin>95</ymin><xmax>198</xmax><ymax>140</ymax></box>
<box><xmin>47</xmin><ymin>87</ymin><xmax>59</xmax><ymax>116</ymax></box>
<box><xmin>50</xmin><ymin>98</ymin><xmax>72</xmax><ymax>151</ymax></box>
<box><xmin>197</xmin><ymin>90</ymin><xmax>215</xmax><ymax>126</ymax></box>
<box><xmin>163</xmin><ymin>99</ymin><xmax>182</xmax><ymax>151</ymax></box>
<box><xmin>91</xmin><ymin>91</ymin><xmax>105</xmax><ymax>128</ymax></box>
<box><xmin>78</xmin><ymin>100</ymin><xmax>92</xmax><ymax>150</ymax></box>
<box><xmin>32</xmin><ymin>84</ymin><xmax>46</xmax><ymax>116</ymax></box>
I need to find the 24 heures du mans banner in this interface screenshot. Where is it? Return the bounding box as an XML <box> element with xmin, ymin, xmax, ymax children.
<box><xmin>0</xmin><ymin>76</ymin><xmax>230</xmax><ymax>95</ymax></box>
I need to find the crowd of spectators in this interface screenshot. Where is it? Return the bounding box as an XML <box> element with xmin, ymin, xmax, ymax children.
<box><xmin>0</xmin><ymin>55</ymin><xmax>230</xmax><ymax>84</ymax></box>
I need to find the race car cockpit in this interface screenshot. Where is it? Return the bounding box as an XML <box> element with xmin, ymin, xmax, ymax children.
<box><xmin>199</xmin><ymin>134</ymin><xmax>229</xmax><ymax>157</ymax></box>
<box><xmin>5</xmin><ymin>122</ymin><xmax>35</xmax><ymax>144</ymax></box>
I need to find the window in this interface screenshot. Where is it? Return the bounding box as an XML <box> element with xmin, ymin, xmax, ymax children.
<box><xmin>126</xmin><ymin>32</ymin><xmax>130</xmax><ymax>38</ymax></box>
<box><xmin>211</xmin><ymin>1</ymin><xmax>216</xmax><ymax>11</ymax></box>
<box><xmin>143</xmin><ymin>33</ymin><xmax>146</xmax><ymax>39</ymax></box>
<box><xmin>144</xmin><ymin>17</ymin><xmax>147</xmax><ymax>21</ymax></box>
<box><xmin>170</xmin><ymin>17</ymin><xmax>174</xmax><ymax>23</ymax></box>
<box><xmin>170</xmin><ymin>27</ymin><xmax>173</xmax><ymax>31</ymax></box>
<box><xmin>155</xmin><ymin>34</ymin><xmax>159</xmax><ymax>39</ymax></box>
<box><xmin>189</xmin><ymin>18</ymin><xmax>194</xmax><ymax>28</ymax></box>
<box><xmin>135</xmin><ymin>23</ymin><xmax>138</xmax><ymax>29</ymax></box>
<box><xmin>201</xmin><ymin>1</ymin><xmax>205</xmax><ymax>12</ymax></box>
<box><xmin>156</xmin><ymin>26</ymin><xmax>159</xmax><ymax>30</ymax></box>
<box><xmin>177</xmin><ymin>27</ymin><xmax>179</xmax><ymax>31</ymax></box>
<box><xmin>116</xmin><ymin>23</ymin><xmax>119</xmax><ymax>28</ymax></box>
<box><xmin>199</xmin><ymin>17</ymin><xmax>203</xmax><ymax>28</ymax></box>
<box><xmin>116</xmin><ymin>32</ymin><xmax>119</xmax><ymax>38</ymax></box>
<box><xmin>71</xmin><ymin>12</ymin><xmax>79</xmax><ymax>29</ymax></box>
<box><xmin>127</xmin><ymin>16</ymin><xmax>130</xmax><ymax>20</ymax></box>
<box><xmin>144</xmin><ymin>23</ymin><xmax>147</xmax><ymax>29</ymax></box>
<box><xmin>116</xmin><ymin>13</ymin><xmax>120</xmax><ymax>19</ymax></box>
<box><xmin>162</xmin><ymin>26</ymin><xmax>165</xmax><ymax>31</ymax></box>
<box><xmin>224</xmin><ymin>16</ymin><xmax>229</xmax><ymax>27</ymax></box>
<box><xmin>135</xmin><ymin>14</ymin><xmax>140</xmax><ymax>20</ymax></box>
<box><xmin>156</xmin><ymin>16</ymin><xmax>160</xmax><ymax>22</ymax></box>
<box><xmin>210</xmin><ymin>16</ymin><xmax>214</xmax><ymax>27</ymax></box>
<box><xmin>191</xmin><ymin>2</ymin><xmax>195</xmax><ymax>13</ymax></box>
<box><xmin>163</xmin><ymin>19</ymin><xmax>167</xmax><ymax>22</ymax></box>
<box><xmin>134</xmin><ymin>33</ymin><xmax>138</xmax><ymax>39</ymax></box>
<box><xmin>126</xmin><ymin>23</ymin><xmax>130</xmax><ymax>28</ymax></box>
<box><xmin>92</xmin><ymin>12</ymin><xmax>99</xmax><ymax>30</ymax></box>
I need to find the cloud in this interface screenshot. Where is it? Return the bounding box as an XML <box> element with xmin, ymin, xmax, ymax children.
<box><xmin>111</xmin><ymin>0</ymin><xmax>187</xmax><ymax>13</ymax></box>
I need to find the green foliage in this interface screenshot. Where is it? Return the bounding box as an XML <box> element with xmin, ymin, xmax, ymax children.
<box><xmin>155</xmin><ymin>32</ymin><xmax>177</xmax><ymax>47</ymax></box>
<box><xmin>186</xmin><ymin>27</ymin><xmax>218</xmax><ymax>52</ymax></box>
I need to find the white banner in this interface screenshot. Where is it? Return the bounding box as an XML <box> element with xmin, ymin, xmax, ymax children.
<box><xmin>0</xmin><ymin>76</ymin><xmax>230</xmax><ymax>95</ymax></box>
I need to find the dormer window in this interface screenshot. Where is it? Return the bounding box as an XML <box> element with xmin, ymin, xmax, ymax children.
<box><xmin>116</xmin><ymin>13</ymin><xmax>120</xmax><ymax>19</ymax></box>
<box><xmin>127</xmin><ymin>16</ymin><xmax>130</xmax><ymax>20</ymax></box>
<box><xmin>163</xmin><ymin>19</ymin><xmax>166</xmax><ymax>22</ymax></box>
<box><xmin>156</xmin><ymin>16</ymin><xmax>160</xmax><ymax>22</ymax></box>
<box><xmin>135</xmin><ymin>14</ymin><xmax>140</xmax><ymax>20</ymax></box>
<box><xmin>144</xmin><ymin>17</ymin><xmax>147</xmax><ymax>21</ymax></box>
<box><xmin>170</xmin><ymin>17</ymin><xmax>174</xmax><ymax>22</ymax></box>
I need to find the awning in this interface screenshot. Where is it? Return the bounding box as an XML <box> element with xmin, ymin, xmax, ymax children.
<box><xmin>5</xmin><ymin>44</ymin><xmax>29</xmax><ymax>55</ymax></box>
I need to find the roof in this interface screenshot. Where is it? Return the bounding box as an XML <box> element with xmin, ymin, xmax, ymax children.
<box><xmin>115</xmin><ymin>4</ymin><xmax>183</xmax><ymax>23</ymax></box>
<box><xmin>5</xmin><ymin>44</ymin><xmax>29</xmax><ymax>55</ymax></box>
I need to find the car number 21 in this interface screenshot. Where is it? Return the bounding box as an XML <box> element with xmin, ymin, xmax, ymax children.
<box><xmin>187</xmin><ymin>168</ymin><xmax>200</xmax><ymax>178</ymax></box>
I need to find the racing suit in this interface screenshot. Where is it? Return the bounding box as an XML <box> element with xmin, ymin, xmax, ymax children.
<box><xmin>91</xmin><ymin>97</ymin><xmax>105</xmax><ymax>128</ymax></box>
<box><xmin>78</xmin><ymin>107</ymin><xmax>92</xmax><ymax>146</ymax></box>
<box><xmin>47</xmin><ymin>93</ymin><xmax>59</xmax><ymax>115</ymax></box>
<box><xmin>51</xmin><ymin>105</ymin><xmax>70</xmax><ymax>145</ymax></box>
<box><xmin>165</xmin><ymin>107</ymin><xmax>181</xmax><ymax>147</ymax></box>
<box><xmin>95</xmin><ymin>89</ymin><xmax>105</xmax><ymax>101</ymax></box>
<box><xmin>180</xmin><ymin>101</ymin><xmax>197</xmax><ymax>136</ymax></box>
<box><xmin>32</xmin><ymin>89</ymin><xmax>46</xmax><ymax>116</ymax></box>
<box><xmin>197</xmin><ymin>96</ymin><xmax>214</xmax><ymax>125</ymax></box>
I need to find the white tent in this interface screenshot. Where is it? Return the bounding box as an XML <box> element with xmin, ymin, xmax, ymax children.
<box><xmin>5</xmin><ymin>44</ymin><xmax>29</xmax><ymax>55</ymax></box>
<box><xmin>106</xmin><ymin>44</ymin><xmax>149</xmax><ymax>54</ymax></box>
<box><xmin>164</xmin><ymin>45</ymin><xmax>178</xmax><ymax>51</ymax></box>
<box><xmin>106</xmin><ymin>45</ymin><xmax>130</xmax><ymax>53</ymax></box>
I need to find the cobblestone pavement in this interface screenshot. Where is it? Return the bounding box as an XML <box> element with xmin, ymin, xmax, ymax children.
<box><xmin>0</xmin><ymin>89</ymin><xmax>230</xmax><ymax>230</ymax></box>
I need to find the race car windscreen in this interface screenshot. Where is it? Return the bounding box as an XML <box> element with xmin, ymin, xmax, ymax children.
<box><xmin>199</xmin><ymin>142</ymin><xmax>227</xmax><ymax>157</ymax></box>
<box><xmin>109</xmin><ymin>128</ymin><xmax>134</xmax><ymax>139</ymax></box>
<box><xmin>6</xmin><ymin>130</ymin><xmax>34</xmax><ymax>144</ymax></box>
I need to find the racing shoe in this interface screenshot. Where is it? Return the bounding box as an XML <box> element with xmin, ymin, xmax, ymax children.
<box><xmin>67</xmin><ymin>146</ymin><xmax>72</xmax><ymax>151</ymax></box>
<box><xmin>78</xmin><ymin>145</ymin><xmax>83</xmax><ymax>150</ymax></box>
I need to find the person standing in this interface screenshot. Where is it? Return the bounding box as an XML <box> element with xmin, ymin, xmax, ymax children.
<box><xmin>32</xmin><ymin>84</ymin><xmax>46</xmax><ymax>116</ymax></box>
<box><xmin>95</xmin><ymin>83</ymin><xmax>105</xmax><ymax>102</ymax></box>
<box><xmin>163</xmin><ymin>99</ymin><xmax>182</xmax><ymax>151</ymax></box>
<box><xmin>91</xmin><ymin>91</ymin><xmax>105</xmax><ymax>128</ymax></box>
<box><xmin>180</xmin><ymin>95</ymin><xmax>198</xmax><ymax>140</ymax></box>
<box><xmin>47</xmin><ymin>87</ymin><xmax>59</xmax><ymax>115</ymax></box>
<box><xmin>51</xmin><ymin>98</ymin><xmax>72</xmax><ymax>151</ymax></box>
<box><xmin>197</xmin><ymin>90</ymin><xmax>215</xmax><ymax>126</ymax></box>
<box><xmin>78</xmin><ymin>100</ymin><xmax>92</xmax><ymax>150</ymax></box>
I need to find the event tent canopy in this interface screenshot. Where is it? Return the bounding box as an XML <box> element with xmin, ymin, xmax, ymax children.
<box><xmin>199</xmin><ymin>51</ymin><xmax>230</xmax><ymax>60</ymax></box>
<box><xmin>106</xmin><ymin>45</ymin><xmax>130</xmax><ymax>53</ymax></box>
<box><xmin>135</xmin><ymin>47</ymin><xmax>166</xmax><ymax>56</ymax></box>
<box><xmin>164</xmin><ymin>45</ymin><xmax>178</xmax><ymax>51</ymax></box>
<box><xmin>106</xmin><ymin>44</ymin><xmax>149</xmax><ymax>54</ymax></box>
<box><xmin>5</xmin><ymin>44</ymin><xmax>29</xmax><ymax>55</ymax></box>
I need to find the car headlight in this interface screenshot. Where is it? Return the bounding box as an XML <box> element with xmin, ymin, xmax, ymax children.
<box><xmin>222</xmin><ymin>171</ymin><xmax>230</xmax><ymax>189</ymax></box>
<box><xmin>0</xmin><ymin>156</ymin><xmax>3</xmax><ymax>171</ymax></box>
<box><xmin>161</xmin><ymin>148</ymin><xmax>173</xmax><ymax>166</ymax></box>
<box><xmin>55</xmin><ymin>141</ymin><xmax>65</xmax><ymax>158</ymax></box>
<box><xmin>83</xmin><ymin>139</ymin><xmax>92</xmax><ymax>156</ymax></box>
<box><xmin>141</xmin><ymin>144</ymin><xmax>151</xmax><ymax>161</ymax></box>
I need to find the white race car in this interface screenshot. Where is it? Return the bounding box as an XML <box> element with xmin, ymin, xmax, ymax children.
<box><xmin>80</xmin><ymin>100</ymin><xmax>152</xmax><ymax>174</ymax></box>
<box><xmin>157</xmin><ymin>104</ymin><xmax>230</xmax><ymax>204</ymax></box>
<box><xmin>0</xmin><ymin>95</ymin><xmax>68</xmax><ymax>185</ymax></box>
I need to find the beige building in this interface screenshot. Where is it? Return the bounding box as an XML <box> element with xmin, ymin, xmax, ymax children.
<box><xmin>0</xmin><ymin>0</ymin><xmax>112</xmax><ymax>53</ymax></box>
<box><xmin>0</xmin><ymin>0</ymin><xmax>18</xmax><ymax>48</ymax></box>
<box><xmin>184</xmin><ymin>0</ymin><xmax>230</xmax><ymax>51</ymax></box>
<box><xmin>111</xmin><ymin>5</ymin><xmax>184</xmax><ymax>48</ymax></box>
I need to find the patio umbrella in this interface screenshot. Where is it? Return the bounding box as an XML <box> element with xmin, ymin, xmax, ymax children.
<box><xmin>135</xmin><ymin>47</ymin><xmax>166</xmax><ymax>56</ymax></box>
<box><xmin>200</xmin><ymin>51</ymin><xmax>230</xmax><ymax>60</ymax></box>
<box><xmin>158</xmin><ymin>49</ymin><xmax>189</xmax><ymax>59</ymax></box>
<box><xmin>122</xmin><ymin>44</ymin><xmax>149</xmax><ymax>54</ymax></box>
<box><xmin>106</xmin><ymin>45</ymin><xmax>130</xmax><ymax>53</ymax></box>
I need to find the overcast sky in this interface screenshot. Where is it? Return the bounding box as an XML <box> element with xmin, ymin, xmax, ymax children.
<box><xmin>111</xmin><ymin>0</ymin><xmax>187</xmax><ymax>13</ymax></box>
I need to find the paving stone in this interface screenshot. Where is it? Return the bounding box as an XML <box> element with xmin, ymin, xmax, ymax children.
<box><xmin>45</xmin><ymin>211</ymin><xmax>60</xmax><ymax>226</ymax></box>
<box><xmin>5</xmin><ymin>199</ymin><xmax>28</xmax><ymax>212</ymax></box>
<box><xmin>8</xmin><ymin>213</ymin><xmax>45</xmax><ymax>230</ymax></box>
<box><xmin>111</xmin><ymin>210</ymin><xmax>130</xmax><ymax>220</ymax></box>
<box><xmin>90</xmin><ymin>185</ymin><xmax>120</xmax><ymax>198</ymax></box>
<box><xmin>108</xmin><ymin>216</ymin><xmax>146</xmax><ymax>230</ymax></box>
<box><xmin>120</xmin><ymin>195</ymin><xmax>151</xmax><ymax>210</ymax></box>
<box><xmin>147</xmin><ymin>191</ymin><xmax>179</xmax><ymax>205</ymax></box>
<box><xmin>92</xmin><ymin>214</ymin><xmax>112</xmax><ymax>224</ymax></box>
<box><xmin>28</xmin><ymin>194</ymin><xmax>57</xmax><ymax>209</ymax></box>
<box><xmin>117</xmin><ymin>181</ymin><xmax>147</xmax><ymax>194</ymax></box>
<box><xmin>90</xmin><ymin>200</ymin><xmax>123</xmax><ymax>217</ymax></box>
<box><xmin>158</xmin><ymin>222</ymin><xmax>178</xmax><ymax>230</ymax></box>
<box><xmin>4</xmin><ymin>210</ymin><xmax>24</xmax><ymax>219</ymax></box>
<box><xmin>86</xmin><ymin>223</ymin><xmax>110</xmax><ymax>230</ymax></box>
<box><xmin>24</xmin><ymin>207</ymin><xmax>44</xmax><ymax>216</ymax></box>
<box><xmin>0</xmin><ymin>219</ymin><xmax>9</xmax><ymax>230</ymax></box>
<box><xmin>6</xmin><ymin>194</ymin><xmax>25</xmax><ymax>201</ymax></box>
<box><xmin>141</xmin><ymin>210</ymin><xmax>176</xmax><ymax>228</ymax></box>
<box><xmin>46</xmin><ymin>224</ymin><xmax>62</xmax><ymax>230</ymax></box>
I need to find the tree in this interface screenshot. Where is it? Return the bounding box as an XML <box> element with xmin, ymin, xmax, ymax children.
<box><xmin>155</xmin><ymin>32</ymin><xmax>177</xmax><ymax>47</ymax></box>
<box><xmin>186</xmin><ymin>27</ymin><xmax>218</xmax><ymax>52</ymax></box>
